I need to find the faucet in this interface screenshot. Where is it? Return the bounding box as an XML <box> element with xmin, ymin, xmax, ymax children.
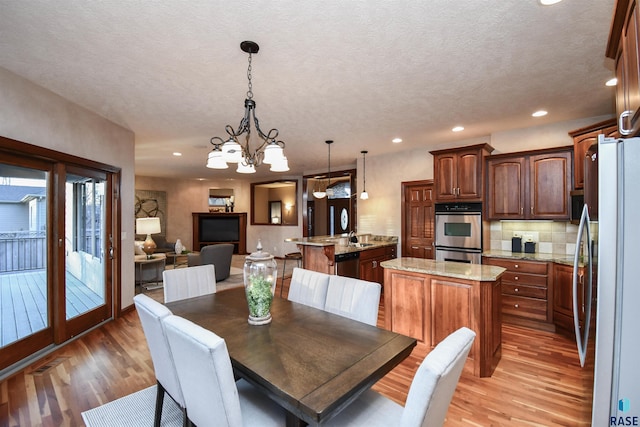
<box><xmin>348</xmin><ymin>231</ymin><xmax>358</xmax><ymax>245</ymax></box>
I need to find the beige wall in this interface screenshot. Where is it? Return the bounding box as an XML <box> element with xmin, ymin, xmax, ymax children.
<box><xmin>0</xmin><ymin>67</ymin><xmax>136</xmax><ymax>309</ymax></box>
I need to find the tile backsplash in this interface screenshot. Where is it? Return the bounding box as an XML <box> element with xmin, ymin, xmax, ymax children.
<box><xmin>488</xmin><ymin>221</ymin><xmax>595</xmax><ymax>256</ymax></box>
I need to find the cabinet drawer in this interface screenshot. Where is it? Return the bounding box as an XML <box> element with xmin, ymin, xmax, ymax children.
<box><xmin>359</xmin><ymin>247</ymin><xmax>388</xmax><ymax>261</ymax></box>
<box><xmin>485</xmin><ymin>258</ymin><xmax>548</xmax><ymax>275</ymax></box>
<box><xmin>502</xmin><ymin>295</ymin><xmax>548</xmax><ymax>321</ymax></box>
<box><xmin>502</xmin><ymin>271</ymin><xmax>547</xmax><ymax>288</ymax></box>
<box><xmin>502</xmin><ymin>283</ymin><xmax>547</xmax><ymax>299</ymax></box>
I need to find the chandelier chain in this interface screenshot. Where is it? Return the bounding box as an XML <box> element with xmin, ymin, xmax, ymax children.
<box><xmin>246</xmin><ymin>53</ymin><xmax>253</xmax><ymax>100</ymax></box>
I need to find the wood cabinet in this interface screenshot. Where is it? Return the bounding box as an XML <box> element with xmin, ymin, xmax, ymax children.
<box><xmin>383</xmin><ymin>265</ymin><xmax>502</xmax><ymax>377</ymax></box>
<box><xmin>483</xmin><ymin>257</ymin><xmax>553</xmax><ymax>331</ymax></box>
<box><xmin>486</xmin><ymin>147</ymin><xmax>572</xmax><ymax>220</ymax></box>
<box><xmin>359</xmin><ymin>245</ymin><xmax>396</xmax><ymax>285</ymax></box>
<box><xmin>430</xmin><ymin>144</ymin><xmax>493</xmax><ymax>203</ymax></box>
<box><xmin>553</xmin><ymin>263</ymin><xmax>580</xmax><ymax>334</ymax></box>
<box><xmin>553</xmin><ymin>262</ymin><xmax>597</xmax><ymax>337</ymax></box>
<box><xmin>569</xmin><ymin>119</ymin><xmax>618</xmax><ymax>190</ymax></box>
<box><xmin>401</xmin><ymin>180</ymin><xmax>434</xmax><ymax>259</ymax></box>
<box><xmin>568</xmin><ymin>120</ymin><xmax>618</xmax><ymax>221</ymax></box>
<box><xmin>192</xmin><ymin>212</ymin><xmax>247</xmax><ymax>254</ymax></box>
<box><xmin>607</xmin><ymin>0</ymin><xmax>640</xmax><ymax>136</ymax></box>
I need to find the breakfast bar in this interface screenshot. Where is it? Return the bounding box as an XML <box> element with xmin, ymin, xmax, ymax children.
<box><xmin>381</xmin><ymin>257</ymin><xmax>506</xmax><ymax>377</ymax></box>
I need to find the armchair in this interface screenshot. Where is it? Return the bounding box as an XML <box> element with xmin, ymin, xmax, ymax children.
<box><xmin>187</xmin><ymin>244</ymin><xmax>234</xmax><ymax>282</ymax></box>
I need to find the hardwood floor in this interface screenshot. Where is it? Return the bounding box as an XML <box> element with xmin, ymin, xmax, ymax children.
<box><xmin>1</xmin><ymin>274</ymin><xmax>593</xmax><ymax>426</ymax></box>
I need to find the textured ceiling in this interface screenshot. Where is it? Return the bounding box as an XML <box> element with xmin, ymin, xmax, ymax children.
<box><xmin>0</xmin><ymin>0</ymin><xmax>617</xmax><ymax>179</ymax></box>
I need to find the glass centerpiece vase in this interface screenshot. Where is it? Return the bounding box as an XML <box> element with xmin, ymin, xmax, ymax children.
<box><xmin>243</xmin><ymin>241</ymin><xmax>278</xmax><ymax>325</ymax></box>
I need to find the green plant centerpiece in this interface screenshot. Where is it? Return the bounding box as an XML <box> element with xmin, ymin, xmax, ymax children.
<box><xmin>243</xmin><ymin>240</ymin><xmax>278</xmax><ymax>325</ymax></box>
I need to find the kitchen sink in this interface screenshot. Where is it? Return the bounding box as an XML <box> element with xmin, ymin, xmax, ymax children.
<box><xmin>352</xmin><ymin>242</ymin><xmax>374</xmax><ymax>248</ymax></box>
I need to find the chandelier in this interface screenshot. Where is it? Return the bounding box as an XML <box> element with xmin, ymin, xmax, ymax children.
<box><xmin>206</xmin><ymin>41</ymin><xmax>289</xmax><ymax>174</ymax></box>
<box><xmin>313</xmin><ymin>140</ymin><xmax>333</xmax><ymax>199</ymax></box>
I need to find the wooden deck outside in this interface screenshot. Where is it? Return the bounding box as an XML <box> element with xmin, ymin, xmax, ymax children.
<box><xmin>0</xmin><ymin>270</ymin><xmax>103</xmax><ymax>347</ymax></box>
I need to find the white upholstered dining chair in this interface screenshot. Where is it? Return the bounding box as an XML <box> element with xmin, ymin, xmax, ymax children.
<box><xmin>163</xmin><ymin>264</ymin><xmax>216</xmax><ymax>303</ymax></box>
<box><xmin>287</xmin><ymin>267</ymin><xmax>330</xmax><ymax>309</ymax></box>
<box><xmin>133</xmin><ymin>294</ymin><xmax>188</xmax><ymax>427</ymax></box>
<box><xmin>163</xmin><ymin>315</ymin><xmax>285</xmax><ymax>427</ymax></box>
<box><xmin>324</xmin><ymin>275</ymin><xmax>381</xmax><ymax>326</ymax></box>
<box><xmin>324</xmin><ymin>327</ymin><xmax>476</xmax><ymax>427</ymax></box>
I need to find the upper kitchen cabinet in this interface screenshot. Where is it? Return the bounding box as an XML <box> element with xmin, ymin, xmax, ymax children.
<box><xmin>486</xmin><ymin>147</ymin><xmax>573</xmax><ymax>220</ymax></box>
<box><xmin>569</xmin><ymin>119</ymin><xmax>618</xmax><ymax>190</ymax></box>
<box><xmin>430</xmin><ymin>143</ymin><xmax>494</xmax><ymax>203</ymax></box>
<box><xmin>607</xmin><ymin>0</ymin><xmax>640</xmax><ymax>136</ymax></box>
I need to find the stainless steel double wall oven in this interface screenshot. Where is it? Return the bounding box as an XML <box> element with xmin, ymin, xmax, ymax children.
<box><xmin>434</xmin><ymin>202</ymin><xmax>482</xmax><ymax>264</ymax></box>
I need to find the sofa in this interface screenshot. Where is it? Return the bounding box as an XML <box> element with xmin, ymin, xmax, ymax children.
<box><xmin>187</xmin><ymin>244</ymin><xmax>234</xmax><ymax>282</ymax></box>
<box><xmin>135</xmin><ymin>234</ymin><xmax>175</xmax><ymax>254</ymax></box>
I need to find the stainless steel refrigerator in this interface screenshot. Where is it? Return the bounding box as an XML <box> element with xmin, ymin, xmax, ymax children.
<box><xmin>578</xmin><ymin>135</ymin><xmax>640</xmax><ymax>426</ymax></box>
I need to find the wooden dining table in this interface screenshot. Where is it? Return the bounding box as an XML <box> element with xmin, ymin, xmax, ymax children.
<box><xmin>166</xmin><ymin>287</ymin><xmax>417</xmax><ymax>426</ymax></box>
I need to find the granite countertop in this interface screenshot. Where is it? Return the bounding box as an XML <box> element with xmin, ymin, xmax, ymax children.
<box><xmin>482</xmin><ymin>250</ymin><xmax>577</xmax><ymax>266</ymax></box>
<box><xmin>286</xmin><ymin>234</ymin><xmax>398</xmax><ymax>254</ymax></box>
<box><xmin>381</xmin><ymin>257</ymin><xmax>506</xmax><ymax>282</ymax></box>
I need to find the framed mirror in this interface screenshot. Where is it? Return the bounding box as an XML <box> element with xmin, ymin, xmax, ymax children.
<box><xmin>251</xmin><ymin>180</ymin><xmax>298</xmax><ymax>225</ymax></box>
<box><xmin>303</xmin><ymin>169</ymin><xmax>357</xmax><ymax>237</ymax></box>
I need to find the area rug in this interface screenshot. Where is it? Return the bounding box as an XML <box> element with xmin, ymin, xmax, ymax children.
<box><xmin>82</xmin><ymin>385</ymin><xmax>183</xmax><ymax>427</ymax></box>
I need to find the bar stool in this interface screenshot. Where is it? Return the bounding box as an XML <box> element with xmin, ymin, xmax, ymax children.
<box><xmin>280</xmin><ymin>252</ymin><xmax>302</xmax><ymax>297</ymax></box>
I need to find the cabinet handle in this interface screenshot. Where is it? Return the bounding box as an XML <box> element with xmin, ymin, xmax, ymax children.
<box><xmin>620</xmin><ymin>110</ymin><xmax>633</xmax><ymax>136</ymax></box>
<box><xmin>411</xmin><ymin>246</ymin><xmax>419</xmax><ymax>249</ymax></box>
<box><xmin>452</xmin><ymin>187</ymin><xmax>456</xmax><ymax>196</ymax></box>
<box><xmin>514</xmin><ymin>304</ymin><xmax>519</xmax><ymax>308</ymax></box>
<box><xmin>514</xmin><ymin>264</ymin><xmax>519</xmax><ymax>268</ymax></box>
<box><xmin>515</xmin><ymin>288</ymin><xmax>519</xmax><ymax>292</ymax></box>
<box><xmin>530</xmin><ymin>206</ymin><xmax>534</xmax><ymax>215</ymax></box>
<box><xmin>514</xmin><ymin>276</ymin><xmax>519</xmax><ymax>281</ymax></box>
<box><xmin>520</xmin><ymin>207</ymin><xmax>523</xmax><ymax>215</ymax></box>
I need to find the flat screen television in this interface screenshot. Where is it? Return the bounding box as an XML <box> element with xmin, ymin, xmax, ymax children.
<box><xmin>199</xmin><ymin>216</ymin><xmax>240</xmax><ymax>242</ymax></box>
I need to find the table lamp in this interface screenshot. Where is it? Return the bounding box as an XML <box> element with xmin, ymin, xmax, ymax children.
<box><xmin>136</xmin><ymin>217</ymin><xmax>161</xmax><ymax>259</ymax></box>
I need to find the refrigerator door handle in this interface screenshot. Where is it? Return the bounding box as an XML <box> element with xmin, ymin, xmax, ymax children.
<box><xmin>573</xmin><ymin>204</ymin><xmax>592</xmax><ymax>367</ymax></box>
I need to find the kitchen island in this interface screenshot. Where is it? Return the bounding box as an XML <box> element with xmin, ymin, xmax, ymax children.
<box><xmin>381</xmin><ymin>257</ymin><xmax>506</xmax><ymax>377</ymax></box>
<box><xmin>286</xmin><ymin>234</ymin><xmax>398</xmax><ymax>282</ymax></box>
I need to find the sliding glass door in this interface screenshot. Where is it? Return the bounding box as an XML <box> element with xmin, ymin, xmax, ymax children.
<box><xmin>0</xmin><ymin>158</ymin><xmax>52</xmax><ymax>368</ymax></box>
<box><xmin>0</xmin><ymin>147</ymin><xmax>116</xmax><ymax>370</ymax></box>
<box><xmin>60</xmin><ymin>166</ymin><xmax>112</xmax><ymax>341</ymax></box>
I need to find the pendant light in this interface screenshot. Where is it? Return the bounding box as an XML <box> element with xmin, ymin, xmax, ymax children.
<box><xmin>314</xmin><ymin>140</ymin><xmax>333</xmax><ymax>199</ymax></box>
<box><xmin>360</xmin><ymin>150</ymin><xmax>369</xmax><ymax>200</ymax></box>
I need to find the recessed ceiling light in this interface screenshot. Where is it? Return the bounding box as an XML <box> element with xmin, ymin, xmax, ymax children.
<box><xmin>173</xmin><ymin>152</ymin><xmax>182</xmax><ymax>156</ymax></box>
<box><xmin>532</xmin><ymin>110</ymin><xmax>548</xmax><ymax>117</ymax></box>
<box><xmin>452</xmin><ymin>126</ymin><xmax>464</xmax><ymax>132</ymax></box>
<box><xmin>539</xmin><ymin>0</ymin><xmax>562</xmax><ymax>5</ymax></box>
<box><xmin>606</xmin><ymin>77</ymin><xmax>618</xmax><ymax>87</ymax></box>
<box><xmin>392</xmin><ymin>138</ymin><xmax>402</xmax><ymax>143</ymax></box>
